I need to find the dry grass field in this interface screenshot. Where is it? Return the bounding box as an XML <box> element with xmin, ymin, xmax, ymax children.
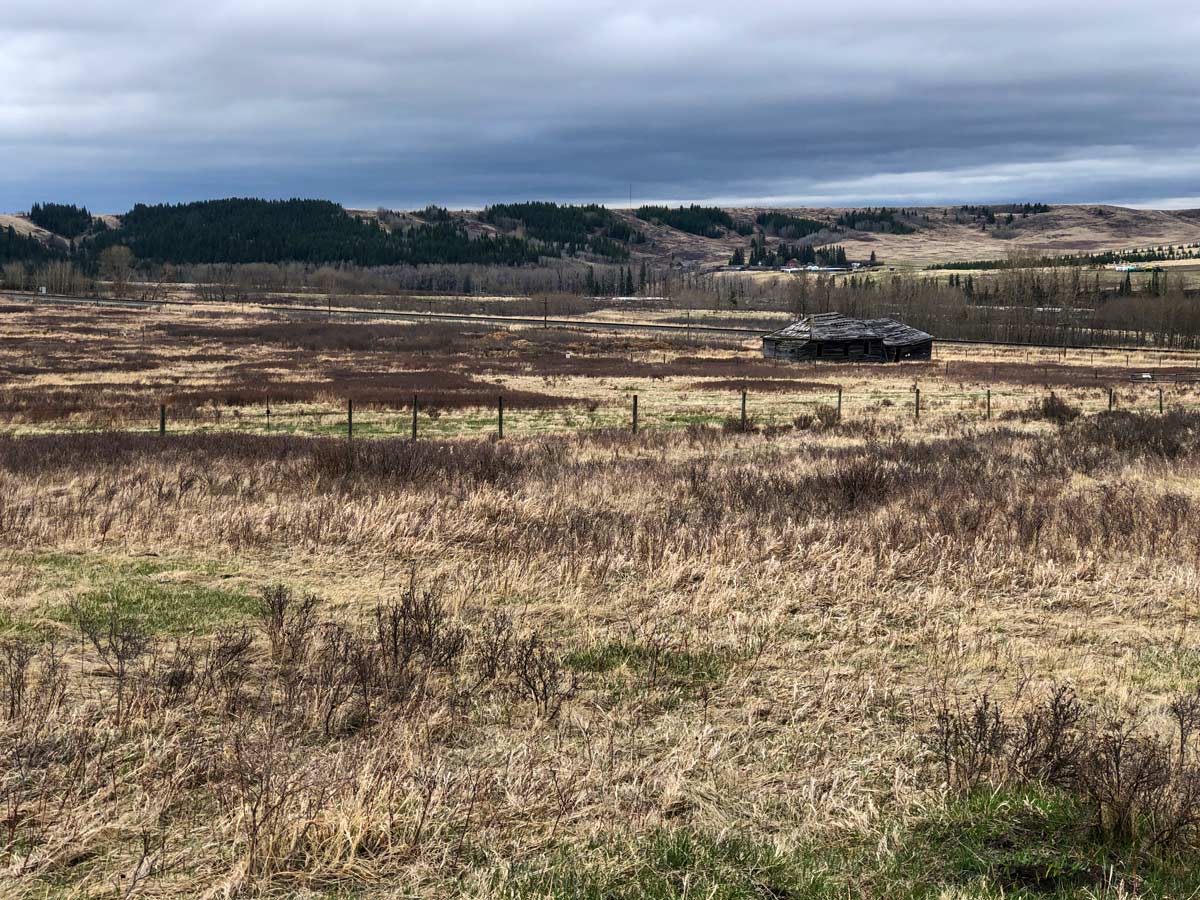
<box><xmin>554</xmin><ymin>205</ymin><xmax>1200</xmax><ymax>266</ymax></box>
<box><xmin>6</xmin><ymin>302</ymin><xmax>1200</xmax><ymax>897</ymax></box>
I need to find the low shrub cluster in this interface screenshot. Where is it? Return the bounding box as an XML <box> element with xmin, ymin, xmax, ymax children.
<box><xmin>927</xmin><ymin>685</ymin><xmax>1200</xmax><ymax>855</ymax></box>
<box><xmin>1000</xmin><ymin>391</ymin><xmax>1081</xmax><ymax>424</ymax></box>
<box><xmin>0</xmin><ymin>431</ymin><xmax>548</xmax><ymax>486</ymax></box>
<box><xmin>0</xmin><ymin>579</ymin><xmax>578</xmax><ymax>891</ymax></box>
<box><xmin>792</xmin><ymin>404</ymin><xmax>840</xmax><ymax>430</ymax></box>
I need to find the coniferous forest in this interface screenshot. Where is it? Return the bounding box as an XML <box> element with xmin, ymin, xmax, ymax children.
<box><xmin>0</xmin><ymin>227</ymin><xmax>64</xmax><ymax>265</ymax></box>
<box><xmin>635</xmin><ymin>204</ymin><xmax>734</xmax><ymax>237</ymax></box>
<box><xmin>28</xmin><ymin>202</ymin><xmax>97</xmax><ymax>239</ymax></box>
<box><xmin>482</xmin><ymin>202</ymin><xmax>645</xmax><ymax>260</ymax></box>
<box><xmin>833</xmin><ymin>207</ymin><xmax>916</xmax><ymax>234</ymax></box>
<box><xmin>732</xmin><ymin>239</ymin><xmax>849</xmax><ymax>267</ymax></box>
<box><xmin>753</xmin><ymin>211</ymin><xmax>829</xmax><ymax>240</ymax></box>
<box><xmin>8</xmin><ymin>199</ymin><xmax>664</xmax><ymax>269</ymax></box>
<box><xmin>87</xmin><ymin>199</ymin><xmax>543</xmax><ymax>267</ymax></box>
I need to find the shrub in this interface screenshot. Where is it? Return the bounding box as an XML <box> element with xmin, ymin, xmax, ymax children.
<box><xmin>510</xmin><ymin>632</ymin><xmax>577</xmax><ymax>720</ymax></box>
<box><xmin>793</xmin><ymin>404</ymin><xmax>839</xmax><ymax>430</ymax></box>
<box><xmin>1002</xmin><ymin>392</ymin><xmax>1080</xmax><ymax>423</ymax></box>
<box><xmin>720</xmin><ymin>415</ymin><xmax>758</xmax><ymax>434</ymax></box>
<box><xmin>926</xmin><ymin>685</ymin><xmax>1200</xmax><ymax>853</ymax></box>
<box><xmin>1039</xmin><ymin>393</ymin><xmax>1081</xmax><ymax>423</ymax></box>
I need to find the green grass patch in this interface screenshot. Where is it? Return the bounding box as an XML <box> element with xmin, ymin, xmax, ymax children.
<box><xmin>1135</xmin><ymin>645</ymin><xmax>1200</xmax><ymax>690</ymax></box>
<box><xmin>51</xmin><ymin>580</ymin><xmax>258</xmax><ymax>634</ymax></box>
<box><xmin>565</xmin><ymin>639</ymin><xmax>729</xmax><ymax>686</ymax></box>
<box><xmin>25</xmin><ymin>550</ymin><xmax>228</xmax><ymax>585</ymax></box>
<box><xmin>494</xmin><ymin>830</ymin><xmax>834</xmax><ymax>900</ymax></box>
<box><xmin>0</xmin><ymin>606</ymin><xmax>48</xmax><ymax>639</ymax></box>
<box><xmin>882</xmin><ymin>787</ymin><xmax>1200</xmax><ymax>898</ymax></box>
<box><xmin>489</xmin><ymin>790</ymin><xmax>1200</xmax><ymax>899</ymax></box>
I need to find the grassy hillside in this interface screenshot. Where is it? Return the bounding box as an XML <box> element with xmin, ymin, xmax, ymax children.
<box><xmin>7</xmin><ymin>200</ymin><xmax>1200</xmax><ymax>269</ymax></box>
<box><xmin>356</xmin><ymin>203</ymin><xmax>1200</xmax><ymax>267</ymax></box>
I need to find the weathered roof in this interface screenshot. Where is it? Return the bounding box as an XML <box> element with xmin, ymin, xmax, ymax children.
<box><xmin>764</xmin><ymin>312</ymin><xmax>932</xmax><ymax>347</ymax></box>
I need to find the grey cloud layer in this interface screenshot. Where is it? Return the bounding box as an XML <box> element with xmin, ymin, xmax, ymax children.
<box><xmin>3</xmin><ymin>0</ymin><xmax>1198</xmax><ymax>210</ymax></box>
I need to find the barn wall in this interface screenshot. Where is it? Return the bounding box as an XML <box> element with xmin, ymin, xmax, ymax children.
<box><xmin>763</xmin><ymin>339</ymin><xmax>817</xmax><ymax>360</ymax></box>
<box><xmin>763</xmin><ymin>338</ymin><xmax>887</xmax><ymax>361</ymax></box>
<box><xmin>891</xmin><ymin>341</ymin><xmax>933</xmax><ymax>361</ymax></box>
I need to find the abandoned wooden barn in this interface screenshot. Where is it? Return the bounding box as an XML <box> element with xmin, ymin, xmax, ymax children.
<box><xmin>762</xmin><ymin>312</ymin><xmax>934</xmax><ymax>362</ymax></box>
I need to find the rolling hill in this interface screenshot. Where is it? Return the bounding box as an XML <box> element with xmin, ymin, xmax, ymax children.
<box><xmin>6</xmin><ymin>200</ymin><xmax>1200</xmax><ymax>269</ymax></box>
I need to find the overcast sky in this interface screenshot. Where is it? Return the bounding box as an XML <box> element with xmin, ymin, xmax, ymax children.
<box><xmin>4</xmin><ymin>0</ymin><xmax>1200</xmax><ymax>212</ymax></box>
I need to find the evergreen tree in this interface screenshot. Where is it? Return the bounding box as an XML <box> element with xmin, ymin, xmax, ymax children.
<box><xmin>87</xmin><ymin>198</ymin><xmax>543</xmax><ymax>267</ymax></box>
<box><xmin>634</xmin><ymin>205</ymin><xmax>733</xmax><ymax>238</ymax></box>
<box><xmin>29</xmin><ymin>202</ymin><xmax>94</xmax><ymax>238</ymax></box>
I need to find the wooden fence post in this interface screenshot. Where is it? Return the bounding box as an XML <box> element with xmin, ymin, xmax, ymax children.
<box><xmin>411</xmin><ymin>394</ymin><xmax>418</xmax><ymax>440</ymax></box>
<box><xmin>986</xmin><ymin>389</ymin><xmax>991</xmax><ymax>420</ymax></box>
<box><xmin>740</xmin><ymin>390</ymin><xmax>747</xmax><ymax>430</ymax></box>
<box><xmin>498</xmin><ymin>395</ymin><xmax>504</xmax><ymax>439</ymax></box>
<box><xmin>347</xmin><ymin>398</ymin><xmax>353</xmax><ymax>439</ymax></box>
<box><xmin>266</xmin><ymin>399</ymin><xmax>271</xmax><ymax>433</ymax></box>
<box><xmin>632</xmin><ymin>394</ymin><xmax>638</xmax><ymax>434</ymax></box>
<box><xmin>914</xmin><ymin>387</ymin><xmax>920</xmax><ymax>422</ymax></box>
<box><xmin>1159</xmin><ymin>386</ymin><xmax>1164</xmax><ymax>414</ymax></box>
<box><xmin>159</xmin><ymin>404</ymin><xmax>166</xmax><ymax>436</ymax></box>
<box><xmin>1108</xmin><ymin>387</ymin><xmax>1115</xmax><ymax>411</ymax></box>
<box><xmin>836</xmin><ymin>385</ymin><xmax>843</xmax><ymax>422</ymax></box>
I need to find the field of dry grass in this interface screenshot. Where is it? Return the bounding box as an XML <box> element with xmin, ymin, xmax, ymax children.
<box><xmin>6</xmin><ymin>303</ymin><xmax>1200</xmax><ymax>897</ymax></box>
<box><xmin>2</xmin><ymin>301</ymin><xmax>1199</xmax><ymax>437</ymax></box>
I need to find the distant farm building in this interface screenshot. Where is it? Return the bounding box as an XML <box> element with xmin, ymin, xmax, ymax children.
<box><xmin>762</xmin><ymin>312</ymin><xmax>934</xmax><ymax>362</ymax></box>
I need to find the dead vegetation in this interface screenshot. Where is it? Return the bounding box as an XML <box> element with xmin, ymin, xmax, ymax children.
<box><xmin>5</xmin><ymin>304</ymin><xmax>1200</xmax><ymax>895</ymax></box>
<box><xmin>0</xmin><ymin>405</ymin><xmax>1200</xmax><ymax>894</ymax></box>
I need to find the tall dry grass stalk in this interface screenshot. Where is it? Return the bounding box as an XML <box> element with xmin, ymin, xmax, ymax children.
<box><xmin>2</xmin><ymin>410</ymin><xmax>1200</xmax><ymax>894</ymax></box>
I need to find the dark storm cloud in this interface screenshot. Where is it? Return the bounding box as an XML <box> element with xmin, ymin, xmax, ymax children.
<box><xmin>3</xmin><ymin>0</ymin><xmax>1200</xmax><ymax>210</ymax></box>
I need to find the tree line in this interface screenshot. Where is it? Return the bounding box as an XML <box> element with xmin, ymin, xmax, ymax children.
<box><xmin>482</xmin><ymin>202</ymin><xmax>646</xmax><ymax>260</ymax></box>
<box><xmin>635</xmin><ymin>205</ymin><xmax>742</xmax><ymax>238</ymax></box>
<box><xmin>84</xmin><ymin>199</ymin><xmax>551</xmax><ymax>267</ymax></box>
<box><xmin>9</xmin><ymin>199</ymin><xmax>669</xmax><ymax>269</ymax></box>
<box><xmin>730</xmin><ymin>240</ymin><xmax>849</xmax><ymax>267</ymax></box>
<box><xmin>0</xmin><ymin>227</ymin><xmax>62</xmax><ymax>265</ymax></box>
<box><xmin>833</xmin><ymin>207</ymin><xmax>916</xmax><ymax>234</ymax></box>
<box><xmin>754</xmin><ymin>212</ymin><xmax>829</xmax><ymax>240</ymax></box>
<box><xmin>929</xmin><ymin>243</ymin><xmax>1200</xmax><ymax>271</ymax></box>
<box><xmin>28</xmin><ymin>202</ymin><xmax>101</xmax><ymax>239</ymax></box>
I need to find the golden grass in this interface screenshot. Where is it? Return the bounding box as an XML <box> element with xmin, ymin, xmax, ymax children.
<box><xmin>3</xmin><ymin>305</ymin><xmax>1200</xmax><ymax>896</ymax></box>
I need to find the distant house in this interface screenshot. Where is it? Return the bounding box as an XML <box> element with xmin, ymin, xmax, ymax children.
<box><xmin>762</xmin><ymin>312</ymin><xmax>933</xmax><ymax>362</ymax></box>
